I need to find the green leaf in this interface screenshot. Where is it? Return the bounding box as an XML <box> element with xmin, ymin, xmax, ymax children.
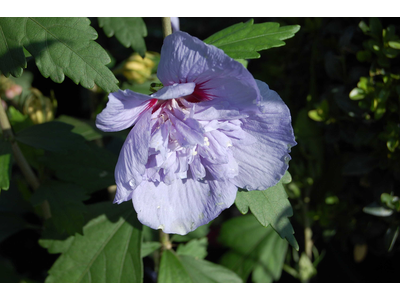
<box><xmin>349</xmin><ymin>87</ymin><xmax>366</xmax><ymax>100</ymax></box>
<box><xmin>0</xmin><ymin>139</ymin><xmax>12</xmax><ymax>191</ymax></box>
<box><xmin>219</xmin><ymin>214</ymin><xmax>288</xmax><ymax>282</ymax></box>
<box><xmin>98</xmin><ymin>17</ymin><xmax>147</xmax><ymax>57</ymax></box>
<box><xmin>0</xmin><ymin>18</ymin><xmax>27</xmax><ymax>77</ymax></box>
<box><xmin>359</xmin><ymin>20</ymin><xmax>370</xmax><ymax>34</ymax></box>
<box><xmin>176</xmin><ymin>237</ymin><xmax>208</xmax><ymax>259</ymax></box>
<box><xmin>39</xmin><ymin>230</ymin><xmax>75</xmax><ymax>254</ymax></box>
<box><xmin>308</xmin><ymin>110</ymin><xmax>324</xmax><ymax>122</ymax></box>
<box><xmin>158</xmin><ymin>250</ymin><xmax>242</xmax><ymax>283</ymax></box>
<box><xmin>363</xmin><ymin>204</ymin><xmax>393</xmax><ymax>217</ymax></box>
<box><xmin>179</xmin><ymin>255</ymin><xmax>242</xmax><ymax>283</ymax></box>
<box><xmin>42</xmin><ymin>144</ymin><xmax>117</xmax><ymax>194</ymax></box>
<box><xmin>388</xmin><ymin>41</ymin><xmax>400</xmax><ymax>50</ymax></box>
<box><xmin>171</xmin><ymin>222</ymin><xmax>210</xmax><ymax>242</ymax></box>
<box><xmin>204</xmin><ymin>19</ymin><xmax>300</xmax><ymax>59</ymax></box>
<box><xmin>158</xmin><ymin>250</ymin><xmax>191</xmax><ymax>283</ymax></box>
<box><xmin>45</xmin><ymin>201</ymin><xmax>143</xmax><ymax>283</ymax></box>
<box><xmin>19</xmin><ymin>17</ymin><xmax>119</xmax><ymax>93</ymax></box>
<box><xmin>141</xmin><ymin>241</ymin><xmax>161</xmax><ymax>258</ymax></box>
<box><xmin>30</xmin><ymin>180</ymin><xmax>89</xmax><ymax>235</ymax></box>
<box><xmin>56</xmin><ymin>115</ymin><xmax>102</xmax><ymax>141</ymax></box>
<box><xmin>15</xmin><ymin>121</ymin><xmax>87</xmax><ymax>153</ymax></box>
<box><xmin>235</xmin><ymin>172</ymin><xmax>298</xmax><ymax>250</ymax></box>
<box><xmin>7</xmin><ymin>106</ymin><xmax>32</xmax><ymax>134</ymax></box>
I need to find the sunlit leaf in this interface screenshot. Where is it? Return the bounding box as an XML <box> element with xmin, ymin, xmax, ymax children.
<box><xmin>98</xmin><ymin>17</ymin><xmax>147</xmax><ymax>57</ymax></box>
<box><xmin>24</xmin><ymin>17</ymin><xmax>119</xmax><ymax>92</ymax></box>
<box><xmin>176</xmin><ymin>238</ymin><xmax>208</xmax><ymax>259</ymax></box>
<box><xmin>141</xmin><ymin>242</ymin><xmax>161</xmax><ymax>258</ymax></box>
<box><xmin>45</xmin><ymin>201</ymin><xmax>143</xmax><ymax>283</ymax></box>
<box><xmin>219</xmin><ymin>214</ymin><xmax>288</xmax><ymax>282</ymax></box>
<box><xmin>363</xmin><ymin>204</ymin><xmax>393</xmax><ymax>217</ymax></box>
<box><xmin>158</xmin><ymin>250</ymin><xmax>191</xmax><ymax>283</ymax></box>
<box><xmin>204</xmin><ymin>19</ymin><xmax>300</xmax><ymax>59</ymax></box>
<box><xmin>178</xmin><ymin>255</ymin><xmax>242</xmax><ymax>283</ymax></box>
<box><xmin>235</xmin><ymin>172</ymin><xmax>298</xmax><ymax>250</ymax></box>
<box><xmin>158</xmin><ymin>250</ymin><xmax>242</xmax><ymax>283</ymax></box>
<box><xmin>0</xmin><ymin>17</ymin><xmax>119</xmax><ymax>92</ymax></box>
<box><xmin>349</xmin><ymin>87</ymin><xmax>366</xmax><ymax>100</ymax></box>
<box><xmin>388</xmin><ymin>41</ymin><xmax>400</xmax><ymax>50</ymax></box>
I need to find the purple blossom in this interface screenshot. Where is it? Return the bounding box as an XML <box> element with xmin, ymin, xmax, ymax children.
<box><xmin>96</xmin><ymin>31</ymin><xmax>296</xmax><ymax>235</ymax></box>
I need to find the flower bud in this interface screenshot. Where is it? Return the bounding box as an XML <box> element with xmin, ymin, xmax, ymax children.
<box><xmin>122</xmin><ymin>52</ymin><xmax>159</xmax><ymax>84</ymax></box>
<box><xmin>23</xmin><ymin>88</ymin><xmax>56</xmax><ymax>124</ymax></box>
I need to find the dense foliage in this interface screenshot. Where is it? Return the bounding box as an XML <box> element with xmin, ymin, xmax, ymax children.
<box><xmin>0</xmin><ymin>17</ymin><xmax>399</xmax><ymax>283</ymax></box>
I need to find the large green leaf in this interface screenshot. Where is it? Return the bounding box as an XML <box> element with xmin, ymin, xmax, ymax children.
<box><xmin>179</xmin><ymin>255</ymin><xmax>242</xmax><ymax>283</ymax></box>
<box><xmin>42</xmin><ymin>143</ymin><xmax>117</xmax><ymax>194</ymax></box>
<box><xmin>30</xmin><ymin>180</ymin><xmax>89</xmax><ymax>235</ymax></box>
<box><xmin>176</xmin><ymin>237</ymin><xmax>208</xmax><ymax>260</ymax></box>
<box><xmin>15</xmin><ymin>121</ymin><xmax>87</xmax><ymax>153</ymax></box>
<box><xmin>98</xmin><ymin>17</ymin><xmax>147</xmax><ymax>57</ymax></box>
<box><xmin>158</xmin><ymin>250</ymin><xmax>191</xmax><ymax>283</ymax></box>
<box><xmin>44</xmin><ymin>201</ymin><xmax>143</xmax><ymax>283</ymax></box>
<box><xmin>0</xmin><ymin>17</ymin><xmax>119</xmax><ymax>93</ymax></box>
<box><xmin>0</xmin><ymin>139</ymin><xmax>12</xmax><ymax>191</ymax></box>
<box><xmin>204</xmin><ymin>19</ymin><xmax>300</xmax><ymax>59</ymax></box>
<box><xmin>219</xmin><ymin>214</ymin><xmax>288</xmax><ymax>283</ymax></box>
<box><xmin>0</xmin><ymin>18</ymin><xmax>26</xmax><ymax>77</ymax></box>
<box><xmin>158</xmin><ymin>250</ymin><xmax>242</xmax><ymax>283</ymax></box>
<box><xmin>235</xmin><ymin>172</ymin><xmax>298</xmax><ymax>250</ymax></box>
<box><xmin>141</xmin><ymin>241</ymin><xmax>161</xmax><ymax>258</ymax></box>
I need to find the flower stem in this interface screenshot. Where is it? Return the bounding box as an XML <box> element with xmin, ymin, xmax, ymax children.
<box><xmin>159</xmin><ymin>230</ymin><xmax>172</xmax><ymax>250</ymax></box>
<box><xmin>162</xmin><ymin>17</ymin><xmax>172</xmax><ymax>38</ymax></box>
<box><xmin>303</xmin><ymin>196</ymin><xmax>313</xmax><ymax>260</ymax></box>
<box><xmin>0</xmin><ymin>98</ymin><xmax>51</xmax><ymax>219</ymax></box>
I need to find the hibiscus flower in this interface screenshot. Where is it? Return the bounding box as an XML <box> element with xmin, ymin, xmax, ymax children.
<box><xmin>96</xmin><ymin>31</ymin><xmax>296</xmax><ymax>235</ymax></box>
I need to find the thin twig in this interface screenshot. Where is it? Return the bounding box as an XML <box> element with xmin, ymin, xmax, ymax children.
<box><xmin>0</xmin><ymin>98</ymin><xmax>51</xmax><ymax>219</ymax></box>
<box><xmin>303</xmin><ymin>196</ymin><xmax>313</xmax><ymax>260</ymax></box>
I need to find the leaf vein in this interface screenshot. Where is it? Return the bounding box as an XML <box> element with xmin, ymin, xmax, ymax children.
<box><xmin>27</xmin><ymin>18</ymin><xmax>110</xmax><ymax>87</ymax></box>
<box><xmin>76</xmin><ymin>212</ymin><xmax>131</xmax><ymax>282</ymax></box>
